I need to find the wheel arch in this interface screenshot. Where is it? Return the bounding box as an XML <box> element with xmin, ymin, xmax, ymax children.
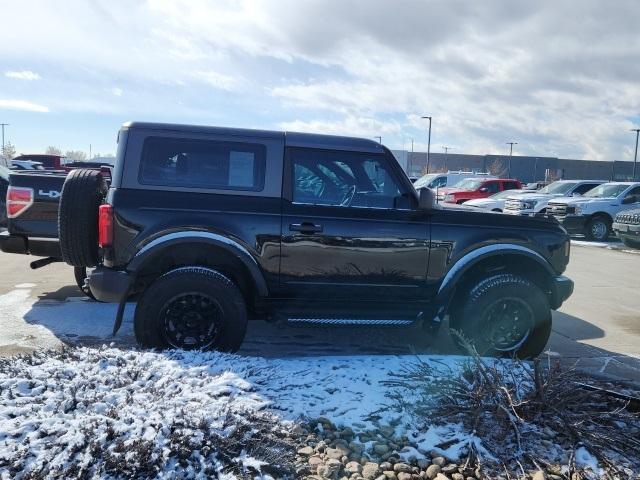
<box><xmin>588</xmin><ymin>211</ymin><xmax>613</xmax><ymax>223</ymax></box>
<box><xmin>127</xmin><ymin>232</ymin><xmax>269</xmax><ymax>305</ymax></box>
<box><xmin>436</xmin><ymin>244</ymin><xmax>556</xmax><ymax>317</ymax></box>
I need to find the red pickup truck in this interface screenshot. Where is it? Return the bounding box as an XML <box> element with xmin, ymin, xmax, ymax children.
<box><xmin>438</xmin><ymin>177</ymin><xmax>522</xmax><ymax>204</ymax></box>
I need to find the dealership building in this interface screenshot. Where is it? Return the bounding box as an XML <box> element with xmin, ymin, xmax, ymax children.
<box><xmin>392</xmin><ymin>150</ymin><xmax>637</xmax><ymax>183</ymax></box>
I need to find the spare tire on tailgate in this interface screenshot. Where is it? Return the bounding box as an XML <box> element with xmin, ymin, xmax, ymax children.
<box><xmin>58</xmin><ymin>169</ymin><xmax>107</xmax><ymax>267</ymax></box>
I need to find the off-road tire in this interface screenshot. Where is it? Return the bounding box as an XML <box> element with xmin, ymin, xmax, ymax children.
<box><xmin>58</xmin><ymin>169</ymin><xmax>107</xmax><ymax>267</ymax></box>
<box><xmin>450</xmin><ymin>273</ymin><xmax>551</xmax><ymax>359</ymax></box>
<box><xmin>73</xmin><ymin>266</ymin><xmax>99</xmax><ymax>301</ymax></box>
<box><xmin>585</xmin><ymin>215</ymin><xmax>610</xmax><ymax>241</ymax></box>
<box><xmin>621</xmin><ymin>236</ymin><xmax>640</xmax><ymax>249</ymax></box>
<box><xmin>134</xmin><ymin>267</ymin><xmax>247</xmax><ymax>352</ymax></box>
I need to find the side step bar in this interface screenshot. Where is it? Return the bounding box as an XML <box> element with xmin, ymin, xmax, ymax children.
<box><xmin>287</xmin><ymin>318</ymin><xmax>415</xmax><ymax>326</ymax></box>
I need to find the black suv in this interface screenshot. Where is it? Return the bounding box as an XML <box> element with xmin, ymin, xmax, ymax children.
<box><xmin>57</xmin><ymin>122</ymin><xmax>573</xmax><ymax>358</ymax></box>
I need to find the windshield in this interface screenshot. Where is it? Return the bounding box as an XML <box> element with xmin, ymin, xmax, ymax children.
<box><xmin>452</xmin><ymin>179</ymin><xmax>484</xmax><ymax>190</ymax></box>
<box><xmin>583</xmin><ymin>183</ymin><xmax>629</xmax><ymax>198</ymax></box>
<box><xmin>538</xmin><ymin>181</ymin><xmax>577</xmax><ymax>195</ymax></box>
<box><xmin>0</xmin><ymin>165</ymin><xmax>9</xmax><ymax>180</ymax></box>
<box><xmin>413</xmin><ymin>173</ymin><xmax>438</xmax><ymax>188</ymax></box>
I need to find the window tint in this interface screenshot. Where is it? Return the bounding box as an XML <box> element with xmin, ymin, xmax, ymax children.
<box><xmin>574</xmin><ymin>183</ymin><xmax>599</xmax><ymax>195</ymax></box>
<box><xmin>139</xmin><ymin>136</ymin><xmax>266</xmax><ymax>191</ymax></box>
<box><xmin>503</xmin><ymin>181</ymin><xmax>520</xmax><ymax>191</ymax></box>
<box><xmin>291</xmin><ymin>148</ymin><xmax>405</xmax><ymax>209</ymax></box>
<box><xmin>484</xmin><ymin>181</ymin><xmax>500</xmax><ymax>193</ymax></box>
<box><xmin>431</xmin><ymin>176</ymin><xmax>448</xmax><ymax>188</ymax></box>
<box><xmin>626</xmin><ymin>186</ymin><xmax>640</xmax><ymax>197</ymax></box>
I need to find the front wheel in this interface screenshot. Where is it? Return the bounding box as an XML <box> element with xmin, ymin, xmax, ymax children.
<box><xmin>585</xmin><ymin>216</ymin><xmax>610</xmax><ymax>241</ymax></box>
<box><xmin>450</xmin><ymin>274</ymin><xmax>552</xmax><ymax>359</ymax></box>
<box><xmin>134</xmin><ymin>267</ymin><xmax>247</xmax><ymax>352</ymax></box>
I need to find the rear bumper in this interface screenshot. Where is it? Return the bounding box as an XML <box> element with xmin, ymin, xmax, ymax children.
<box><xmin>613</xmin><ymin>222</ymin><xmax>640</xmax><ymax>237</ymax></box>
<box><xmin>87</xmin><ymin>266</ymin><xmax>132</xmax><ymax>303</ymax></box>
<box><xmin>555</xmin><ymin>215</ymin><xmax>587</xmax><ymax>234</ymax></box>
<box><xmin>551</xmin><ymin>275</ymin><xmax>574</xmax><ymax>310</ymax></box>
<box><xmin>0</xmin><ymin>230</ymin><xmax>61</xmax><ymax>257</ymax></box>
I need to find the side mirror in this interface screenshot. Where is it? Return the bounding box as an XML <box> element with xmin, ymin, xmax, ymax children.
<box><xmin>418</xmin><ymin>187</ymin><xmax>436</xmax><ymax>210</ymax></box>
<box><xmin>622</xmin><ymin>195</ymin><xmax>637</xmax><ymax>205</ymax></box>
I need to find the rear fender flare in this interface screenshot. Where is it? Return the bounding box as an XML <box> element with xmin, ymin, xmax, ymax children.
<box><xmin>126</xmin><ymin>231</ymin><xmax>268</xmax><ymax>297</ymax></box>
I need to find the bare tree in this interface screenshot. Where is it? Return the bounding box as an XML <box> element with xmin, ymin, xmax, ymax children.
<box><xmin>487</xmin><ymin>158</ymin><xmax>506</xmax><ymax>177</ymax></box>
<box><xmin>64</xmin><ymin>150</ymin><xmax>87</xmax><ymax>162</ymax></box>
<box><xmin>1</xmin><ymin>141</ymin><xmax>17</xmax><ymax>159</ymax></box>
<box><xmin>45</xmin><ymin>146</ymin><xmax>63</xmax><ymax>156</ymax></box>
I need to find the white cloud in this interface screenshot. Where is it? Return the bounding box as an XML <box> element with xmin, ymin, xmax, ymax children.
<box><xmin>192</xmin><ymin>70</ymin><xmax>238</xmax><ymax>91</ymax></box>
<box><xmin>111</xmin><ymin>87</ymin><xmax>123</xmax><ymax>97</ymax></box>
<box><xmin>5</xmin><ymin>70</ymin><xmax>41</xmax><ymax>81</ymax></box>
<box><xmin>0</xmin><ymin>99</ymin><xmax>49</xmax><ymax>113</ymax></box>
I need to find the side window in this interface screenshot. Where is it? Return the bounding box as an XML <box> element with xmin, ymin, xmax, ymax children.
<box><xmin>574</xmin><ymin>183</ymin><xmax>598</xmax><ymax>195</ymax></box>
<box><xmin>485</xmin><ymin>181</ymin><xmax>500</xmax><ymax>193</ymax></box>
<box><xmin>139</xmin><ymin>136</ymin><xmax>266</xmax><ymax>191</ymax></box>
<box><xmin>291</xmin><ymin>148</ymin><xmax>406</xmax><ymax>209</ymax></box>
<box><xmin>503</xmin><ymin>181</ymin><xmax>519</xmax><ymax>191</ymax></box>
<box><xmin>625</xmin><ymin>186</ymin><xmax>640</xmax><ymax>201</ymax></box>
<box><xmin>433</xmin><ymin>176</ymin><xmax>448</xmax><ymax>188</ymax></box>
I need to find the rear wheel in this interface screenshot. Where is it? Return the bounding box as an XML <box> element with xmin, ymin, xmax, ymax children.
<box><xmin>134</xmin><ymin>267</ymin><xmax>247</xmax><ymax>352</ymax></box>
<box><xmin>585</xmin><ymin>215</ymin><xmax>610</xmax><ymax>241</ymax></box>
<box><xmin>450</xmin><ymin>274</ymin><xmax>551</xmax><ymax>359</ymax></box>
<box><xmin>621</xmin><ymin>236</ymin><xmax>640</xmax><ymax>249</ymax></box>
<box><xmin>58</xmin><ymin>169</ymin><xmax>107</xmax><ymax>267</ymax></box>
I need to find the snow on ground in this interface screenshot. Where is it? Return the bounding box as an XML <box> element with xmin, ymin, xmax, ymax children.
<box><xmin>571</xmin><ymin>238</ymin><xmax>640</xmax><ymax>254</ymax></box>
<box><xmin>0</xmin><ymin>346</ymin><xmax>476</xmax><ymax>479</ymax></box>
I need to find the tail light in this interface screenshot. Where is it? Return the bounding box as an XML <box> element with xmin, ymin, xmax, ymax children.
<box><xmin>98</xmin><ymin>204</ymin><xmax>114</xmax><ymax>247</ymax></box>
<box><xmin>7</xmin><ymin>186</ymin><xmax>34</xmax><ymax>218</ymax></box>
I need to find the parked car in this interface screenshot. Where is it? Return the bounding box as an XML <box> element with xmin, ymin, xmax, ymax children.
<box><xmin>413</xmin><ymin>171</ymin><xmax>489</xmax><ymax>190</ymax></box>
<box><xmin>437</xmin><ymin>177</ymin><xmax>522</xmax><ymax>204</ymax></box>
<box><xmin>13</xmin><ymin>154</ymin><xmax>68</xmax><ymax>170</ymax></box>
<box><xmin>613</xmin><ymin>209</ymin><xmax>640</xmax><ymax>249</ymax></box>
<box><xmin>38</xmin><ymin>121</ymin><xmax>575</xmax><ymax>358</ymax></box>
<box><xmin>503</xmin><ymin>180</ymin><xmax>605</xmax><ymax>216</ymax></box>
<box><xmin>547</xmin><ymin>182</ymin><xmax>640</xmax><ymax>240</ymax></box>
<box><xmin>524</xmin><ymin>181</ymin><xmax>550</xmax><ymax>190</ymax></box>
<box><xmin>0</xmin><ymin>165</ymin><xmax>9</xmax><ymax>228</ymax></box>
<box><xmin>463</xmin><ymin>189</ymin><xmax>530</xmax><ymax>212</ymax></box>
<box><xmin>0</xmin><ymin>166</ymin><xmax>112</xmax><ymax>298</ymax></box>
<box><xmin>11</xmin><ymin>159</ymin><xmax>45</xmax><ymax>170</ymax></box>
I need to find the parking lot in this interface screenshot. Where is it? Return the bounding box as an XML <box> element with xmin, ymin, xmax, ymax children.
<box><xmin>1</xmin><ymin>241</ymin><xmax>638</xmax><ymax>384</ymax></box>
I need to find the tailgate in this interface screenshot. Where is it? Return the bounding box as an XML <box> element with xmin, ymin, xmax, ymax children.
<box><xmin>8</xmin><ymin>171</ymin><xmax>67</xmax><ymax>238</ymax></box>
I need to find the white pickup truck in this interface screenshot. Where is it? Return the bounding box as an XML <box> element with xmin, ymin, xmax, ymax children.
<box><xmin>546</xmin><ymin>182</ymin><xmax>640</xmax><ymax>240</ymax></box>
<box><xmin>503</xmin><ymin>180</ymin><xmax>604</xmax><ymax>216</ymax></box>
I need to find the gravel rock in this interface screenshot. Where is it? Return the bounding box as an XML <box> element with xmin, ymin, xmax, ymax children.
<box><xmin>397</xmin><ymin>473</ymin><xmax>412</xmax><ymax>480</ymax></box>
<box><xmin>394</xmin><ymin>463</ymin><xmax>412</xmax><ymax>473</ymax></box>
<box><xmin>380</xmin><ymin>462</ymin><xmax>393</xmax><ymax>471</ymax></box>
<box><xmin>426</xmin><ymin>465</ymin><xmax>442</xmax><ymax>479</ymax></box>
<box><xmin>532</xmin><ymin>471</ymin><xmax>547</xmax><ymax>480</ymax></box>
<box><xmin>434</xmin><ymin>474</ymin><xmax>450</xmax><ymax>480</ymax></box>
<box><xmin>309</xmin><ymin>456</ymin><xmax>324</xmax><ymax>467</ymax></box>
<box><xmin>299</xmin><ymin>446</ymin><xmax>315</xmax><ymax>456</ymax></box>
<box><xmin>451</xmin><ymin>474</ymin><xmax>464</xmax><ymax>480</ymax></box>
<box><xmin>346</xmin><ymin>461</ymin><xmax>363</xmax><ymax>474</ymax></box>
<box><xmin>442</xmin><ymin>464</ymin><xmax>458</xmax><ymax>474</ymax></box>
<box><xmin>383</xmin><ymin>472</ymin><xmax>397</xmax><ymax>480</ymax></box>
<box><xmin>431</xmin><ymin>457</ymin><xmax>446</xmax><ymax>467</ymax></box>
<box><xmin>374</xmin><ymin>444</ymin><xmax>390</xmax><ymax>455</ymax></box>
<box><xmin>362</xmin><ymin>462</ymin><xmax>381</xmax><ymax>479</ymax></box>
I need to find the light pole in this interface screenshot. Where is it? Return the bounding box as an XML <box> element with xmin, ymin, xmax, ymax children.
<box><xmin>506</xmin><ymin>141</ymin><xmax>517</xmax><ymax>178</ymax></box>
<box><xmin>443</xmin><ymin>146</ymin><xmax>451</xmax><ymax>154</ymax></box>
<box><xmin>421</xmin><ymin>116</ymin><xmax>432</xmax><ymax>173</ymax></box>
<box><xmin>631</xmin><ymin>129</ymin><xmax>640</xmax><ymax>181</ymax></box>
<box><xmin>0</xmin><ymin>123</ymin><xmax>8</xmax><ymax>154</ymax></box>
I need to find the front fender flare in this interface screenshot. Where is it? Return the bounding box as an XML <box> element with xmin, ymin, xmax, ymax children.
<box><xmin>126</xmin><ymin>231</ymin><xmax>269</xmax><ymax>297</ymax></box>
<box><xmin>435</xmin><ymin>243</ymin><xmax>556</xmax><ymax>308</ymax></box>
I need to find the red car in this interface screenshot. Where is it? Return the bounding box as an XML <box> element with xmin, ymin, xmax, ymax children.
<box><xmin>437</xmin><ymin>177</ymin><xmax>522</xmax><ymax>204</ymax></box>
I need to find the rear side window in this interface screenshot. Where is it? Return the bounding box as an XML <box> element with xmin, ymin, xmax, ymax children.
<box><xmin>573</xmin><ymin>183</ymin><xmax>599</xmax><ymax>195</ymax></box>
<box><xmin>503</xmin><ymin>181</ymin><xmax>520</xmax><ymax>190</ymax></box>
<box><xmin>139</xmin><ymin>136</ymin><xmax>266</xmax><ymax>191</ymax></box>
<box><xmin>484</xmin><ymin>181</ymin><xmax>500</xmax><ymax>193</ymax></box>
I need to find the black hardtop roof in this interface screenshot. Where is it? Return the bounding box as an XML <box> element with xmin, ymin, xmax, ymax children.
<box><xmin>122</xmin><ymin>121</ymin><xmax>384</xmax><ymax>154</ymax></box>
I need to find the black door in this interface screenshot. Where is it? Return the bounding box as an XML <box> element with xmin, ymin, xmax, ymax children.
<box><xmin>279</xmin><ymin>147</ymin><xmax>430</xmax><ymax>307</ymax></box>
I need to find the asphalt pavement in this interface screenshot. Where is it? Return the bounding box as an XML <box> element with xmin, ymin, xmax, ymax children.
<box><xmin>0</xmin><ymin>243</ymin><xmax>638</xmax><ymax>383</ymax></box>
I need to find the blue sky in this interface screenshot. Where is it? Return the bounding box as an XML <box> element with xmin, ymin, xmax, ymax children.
<box><xmin>1</xmin><ymin>0</ymin><xmax>639</xmax><ymax>160</ymax></box>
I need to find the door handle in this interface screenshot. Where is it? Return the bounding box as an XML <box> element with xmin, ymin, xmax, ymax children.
<box><xmin>289</xmin><ymin>222</ymin><xmax>323</xmax><ymax>234</ymax></box>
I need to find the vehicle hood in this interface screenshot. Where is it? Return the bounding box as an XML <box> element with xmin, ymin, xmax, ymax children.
<box><xmin>438</xmin><ymin>187</ymin><xmax>472</xmax><ymax>195</ymax></box>
<box><xmin>512</xmin><ymin>193</ymin><xmax>554</xmax><ymax>202</ymax></box>
<box><xmin>548</xmin><ymin>196</ymin><xmax>608</xmax><ymax>205</ymax></box>
<box><xmin>465</xmin><ymin>198</ymin><xmax>495</xmax><ymax>206</ymax></box>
